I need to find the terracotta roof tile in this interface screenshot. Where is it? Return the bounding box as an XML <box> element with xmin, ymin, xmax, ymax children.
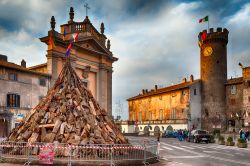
<box><xmin>127</xmin><ymin>79</ymin><xmax>201</xmax><ymax>101</ymax></box>
<box><xmin>0</xmin><ymin>60</ymin><xmax>50</xmax><ymax>77</ymax></box>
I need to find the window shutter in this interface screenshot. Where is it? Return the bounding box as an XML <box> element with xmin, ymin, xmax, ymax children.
<box><xmin>7</xmin><ymin>94</ymin><xmax>10</xmax><ymax>107</ymax></box>
<box><xmin>17</xmin><ymin>95</ymin><xmax>20</xmax><ymax>107</ymax></box>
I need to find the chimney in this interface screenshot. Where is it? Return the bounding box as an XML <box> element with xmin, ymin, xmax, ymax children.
<box><xmin>155</xmin><ymin>85</ymin><xmax>158</xmax><ymax>90</ymax></box>
<box><xmin>190</xmin><ymin>75</ymin><xmax>194</xmax><ymax>82</ymax></box>
<box><xmin>182</xmin><ymin>78</ymin><xmax>187</xmax><ymax>83</ymax></box>
<box><xmin>0</xmin><ymin>54</ymin><xmax>7</xmax><ymax>62</ymax></box>
<box><xmin>142</xmin><ymin>89</ymin><xmax>145</xmax><ymax>94</ymax></box>
<box><xmin>145</xmin><ymin>89</ymin><xmax>148</xmax><ymax>93</ymax></box>
<box><xmin>21</xmin><ymin>59</ymin><xmax>26</xmax><ymax>68</ymax></box>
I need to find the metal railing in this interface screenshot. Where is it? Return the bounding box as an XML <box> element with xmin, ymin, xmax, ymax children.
<box><xmin>0</xmin><ymin>140</ymin><xmax>159</xmax><ymax>166</ymax></box>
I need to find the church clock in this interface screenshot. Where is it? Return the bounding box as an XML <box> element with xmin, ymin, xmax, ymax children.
<box><xmin>203</xmin><ymin>46</ymin><xmax>213</xmax><ymax>56</ymax></box>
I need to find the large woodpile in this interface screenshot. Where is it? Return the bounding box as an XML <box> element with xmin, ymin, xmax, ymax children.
<box><xmin>8</xmin><ymin>60</ymin><xmax>127</xmax><ymax>145</ymax></box>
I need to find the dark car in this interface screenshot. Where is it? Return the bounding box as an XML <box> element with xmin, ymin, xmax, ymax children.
<box><xmin>189</xmin><ymin>130</ymin><xmax>210</xmax><ymax>143</ymax></box>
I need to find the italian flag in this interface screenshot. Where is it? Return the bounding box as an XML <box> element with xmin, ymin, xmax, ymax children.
<box><xmin>199</xmin><ymin>16</ymin><xmax>208</xmax><ymax>23</ymax></box>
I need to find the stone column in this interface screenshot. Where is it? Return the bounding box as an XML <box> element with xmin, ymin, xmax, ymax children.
<box><xmin>107</xmin><ymin>68</ymin><xmax>113</xmax><ymax>116</ymax></box>
<box><xmin>98</xmin><ymin>64</ymin><xmax>109</xmax><ymax>114</ymax></box>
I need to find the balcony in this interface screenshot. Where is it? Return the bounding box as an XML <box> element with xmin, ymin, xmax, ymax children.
<box><xmin>127</xmin><ymin>119</ymin><xmax>188</xmax><ymax>125</ymax></box>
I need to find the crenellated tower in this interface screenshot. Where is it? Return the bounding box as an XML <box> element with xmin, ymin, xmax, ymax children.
<box><xmin>199</xmin><ymin>27</ymin><xmax>229</xmax><ymax>131</ymax></box>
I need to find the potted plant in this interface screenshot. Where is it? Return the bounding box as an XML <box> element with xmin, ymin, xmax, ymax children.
<box><xmin>237</xmin><ymin>138</ymin><xmax>247</xmax><ymax>148</ymax></box>
<box><xmin>226</xmin><ymin>136</ymin><xmax>235</xmax><ymax>146</ymax></box>
<box><xmin>218</xmin><ymin>136</ymin><xmax>225</xmax><ymax>145</ymax></box>
<box><xmin>210</xmin><ymin>135</ymin><xmax>215</xmax><ymax>143</ymax></box>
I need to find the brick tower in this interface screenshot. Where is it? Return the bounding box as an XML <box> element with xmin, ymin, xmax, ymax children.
<box><xmin>199</xmin><ymin>27</ymin><xmax>229</xmax><ymax>131</ymax></box>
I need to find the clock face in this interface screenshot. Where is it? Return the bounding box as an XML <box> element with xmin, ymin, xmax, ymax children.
<box><xmin>203</xmin><ymin>46</ymin><xmax>213</xmax><ymax>56</ymax></box>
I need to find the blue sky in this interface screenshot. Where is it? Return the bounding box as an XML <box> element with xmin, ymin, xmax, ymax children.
<box><xmin>0</xmin><ymin>0</ymin><xmax>249</xmax><ymax>119</ymax></box>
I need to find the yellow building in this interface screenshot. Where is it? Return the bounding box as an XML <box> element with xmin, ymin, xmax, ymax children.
<box><xmin>127</xmin><ymin>76</ymin><xmax>201</xmax><ymax>135</ymax></box>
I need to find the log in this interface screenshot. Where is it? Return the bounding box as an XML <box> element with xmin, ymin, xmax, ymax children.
<box><xmin>52</xmin><ymin>119</ymin><xmax>62</xmax><ymax>133</ymax></box>
<box><xmin>39</xmin><ymin>124</ymin><xmax>55</xmax><ymax>128</ymax></box>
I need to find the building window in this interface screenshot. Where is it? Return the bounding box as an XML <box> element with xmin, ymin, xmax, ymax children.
<box><xmin>131</xmin><ymin>112</ymin><xmax>135</xmax><ymax>121</ymax></box>
<box><xmin>159</xmin><ymin>109</ymin><xmax>163</xmax><ymax>120</ymax></box>
<box><xmin>148</xmin><ymin>111</ymin><xmax>152</xmax><ymax>121</ymax></box>
<box><xmin>139</xmin><ymin>112</ymin><xmax>142</xmax><ymax>122</ymax></box>
<box><xmin>39</xmin><ymin>96</ymin><xmax>44</xmax><ymax>101</ymax></box>
<box><xmin>248</xmin><ymin>96</ymin><xmax>250</xmax><ymax>103</ymax></box>
<box><xmin>159</xmin><ymin>96</ymin><xmax>162</xmax><ymax>100</ymax></box>
<box><xmin>182</xmin><ymin>90</ymin><xmax>185</xmax><ymax>95</ymax></box>
<box><xmin>39</xmin><ymin>78</ymin><xmax>46</xmax><ymax>86</ymax></box>
<box><xmin>171</xmin><ymin>109</ymin><xmax>176</xmax><ymax>119</ymax></box>
<box><xmin>7</xmin><ymin>94</ymin><xmax>20</xmax><ymax>108</ymax></box>
<box><xmin>231</xmin><ymin>85</ymin><xmax>237</xmax><ymax>95</ymax></box>
<box><xmin>230</xmin><ymin>98</ymin><xmax>236</xmax><ymax>105</ymax></box>
<box><xmin>8</xmin><ymin>73</ymin><xmax>17</xmax><ymax>81</ymax></box>
<box><xmin>82</xmin><ymin>79</ymin><xmax>88</xmax><ymax>88</ymax></box>
<box><xmin>194</xmin><ymin>89</ymin><xmax>197</xmax><ymax>95</ymax></box>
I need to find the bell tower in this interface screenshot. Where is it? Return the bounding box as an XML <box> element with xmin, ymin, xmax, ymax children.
<box><xmin>199</xmin><ymin>27</ymin><xmax>229</xmax><ymax>131</ymax></box>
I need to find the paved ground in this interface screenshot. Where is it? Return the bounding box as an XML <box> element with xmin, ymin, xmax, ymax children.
<box><xmin>1</xmin><ymin>137</ymin><xmax>250</xmax><ymax>166</ymax></box>
<box><xmin>155</xmin><ymin>137</ymin><xmax>250</xmax><ymax>166</ymax></box>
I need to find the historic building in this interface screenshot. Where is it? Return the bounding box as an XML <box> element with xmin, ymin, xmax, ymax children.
<box><xmin>0</xmin><ymin>55</ymin><xmax>50</xmax><ymax>137</ymax></box>
<box><xmin>0</xmin><ymin>7</ymin><xmax>117</xmax><ymax>136</ymax></box>
<box><xmin>127</xmin><ymin>27</ymin><xmax>250</xmax><ymax>134</ymax></box>
<box><xmin>29</xmin><ymin>7</ymin><xmax>117</xmax><ymax>115</ymax></box>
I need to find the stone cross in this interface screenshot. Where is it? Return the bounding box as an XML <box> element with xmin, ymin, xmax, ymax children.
<box><xmin>84</xmin><ymin>3</ymin><xmax>90</xmax><ymax>16</ymax></box>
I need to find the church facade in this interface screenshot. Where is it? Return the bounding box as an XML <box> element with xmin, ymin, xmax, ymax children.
<box><xmin>127</xmin><ymin>27</ymin><xmax>250</xmax><ymax>134</ymax></box>
<box><xmin>0</xmin><ymin>7</ymin><xmax>117</xmax><ymax>137</ymax></box>
<box><xmin>29</xmin><ymin>7</ymin><xmax>117</xmax><ymax>115</ymax></box>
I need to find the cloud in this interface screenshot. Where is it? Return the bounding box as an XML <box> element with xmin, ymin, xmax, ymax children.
<box><xmin>0</xmin><ymin>0</ymin><xmax>249</xmax><ymax>119</ymax></box>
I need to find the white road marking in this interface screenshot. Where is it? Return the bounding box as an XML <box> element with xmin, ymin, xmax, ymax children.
<box><xmin>160</xmin><ymin>142</ymin><xmax>202</xmax><ymax>156</ymax></box>
<box><xmin>163</xmin><ymin>155</ymin><xmax>205</xmax><ymax>159</ymax></box>
<box><xmin>203</xmin><ymin>150</ymin><xmax>234</xmax><ymax>156</ymax></box>
<box><xmin>188</xmin><ymin>145</ymin><xmax>207</xmax><ymax>149</ymax></box>
<box><xmin>161</xmin><ymin>145</ymin><xmax>173</xmax><ymax>150</ymax></box>
<box><xmin>180</xmin><ymin>145</ymin><xmax>195</xmax><ymax>149</ymax></box>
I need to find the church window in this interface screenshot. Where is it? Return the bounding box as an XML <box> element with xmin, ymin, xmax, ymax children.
<box><xmin>82</xmin><ymin>79</ymin><xmax>88</xmax><ymax>88</ymax></box>
<box><xmin>39</xmin><ymin>78</ymin><xmax>46</xmax><ymax>86</ymax></box>
<box><xmin>39</xmin><ymin>96</ymin><xmax>44</xmax><ymax>101</ymax></box>
<box><xmin>231</xmin><ymin>85</ymin><xmax>237</xmax><ymax>95</ymax></box>
<box><xmin>194</xmin><ymin>89</ymin><xmax>197</xmax><ymax>95</ymax></box>
<box><xmin>205</xmin><ymin>109</ymin><xmax>209</xmax><ymax>117</ymax></box>
<box><xmin>9</xmin><ymin>73</ymin><xmax>17</xmax><ymax>81</ymax></box>
<box><xmin>7</xmin><ymin>93</ymin><xmax>20</xmax><ymax>108</ymax></box>
<box><xmin>230</xmin><ymin>98</ymin><xmax>236</xmax><ymax>105</ymax></box>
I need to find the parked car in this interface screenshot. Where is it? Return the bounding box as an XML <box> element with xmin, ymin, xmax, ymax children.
<box><xmin>189</xmin><ymin>129</ymin><xmax>210</xmax><ymax>143</ymax></box>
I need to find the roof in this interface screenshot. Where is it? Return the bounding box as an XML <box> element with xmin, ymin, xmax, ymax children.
<box><xmin>0</xmin><ymin>60</ymin><xmax>51</xmax><ymax>77</ymax></box>
<box><xmin>225</xmin><ymin>77</ymin><xmax>243</xmax><ymax>85</ymax></box>
<box><xmin>27</xmin><ymin>63</ymin><xmax>47</xmax><ymax>70</ymax></box>
<box><xmin>127</xmin><ymin>79</ymin><xmax>201</xmax><ymax>101</ymax></box>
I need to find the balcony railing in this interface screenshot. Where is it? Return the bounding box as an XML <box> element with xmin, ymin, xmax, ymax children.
<box><xmin>116</xmin><ymin>119</ymin><xmax>188</xmax><ymax>125</ymax></box>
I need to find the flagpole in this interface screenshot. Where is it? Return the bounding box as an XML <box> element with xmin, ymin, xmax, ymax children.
<box><xmin>208</xmin><ymin>15</ymin><xmax>209</xmax><ymax>31</ymax></box>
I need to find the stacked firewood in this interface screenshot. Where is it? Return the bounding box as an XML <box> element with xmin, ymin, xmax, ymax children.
<box><xmin>8</xmin><ymin>60</ymin><xmax>127</xmax><ymax>145</ymax></box>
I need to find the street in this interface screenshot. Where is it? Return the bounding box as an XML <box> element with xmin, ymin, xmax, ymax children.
<box><xmin>156</xmin><ymin>137</ymin><xmax>250</xmax><ymax>166</ymax></box>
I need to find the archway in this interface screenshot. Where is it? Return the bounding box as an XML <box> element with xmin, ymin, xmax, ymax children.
<box><xmin>135</xmin><ymin>126</ymin><xmax>140</xmax><ymax>133</ymax></box>
<box><xmin>154</xmin><ymin>126</ymin><xmax>160</xmax><ymax>136</ymax></box>
<box><xmin>166</xmin><ymin>125</ymin><xmax>173</xmax><ymax>131</ymax></box>
<box><xmin>143</xmin><ymin>126</ymin><xmax>149</xmax><ymax>136</ymax></box>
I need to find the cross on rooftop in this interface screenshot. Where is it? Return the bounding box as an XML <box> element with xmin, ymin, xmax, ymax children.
<box><xmin>84</xmin><ymin>3</ymin><xmax>90</xmax><ymax>16</ymax></box>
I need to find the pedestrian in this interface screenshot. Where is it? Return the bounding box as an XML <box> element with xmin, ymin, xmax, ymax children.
<box><xmin>157</xmin><ymin>131</ymin><xmax>161</xmax><ymax>142</ymax></box>
<box><xmin>239</xmin><ymin>129</ymin><xmax>243</xmax><ymax>139</ymax></box>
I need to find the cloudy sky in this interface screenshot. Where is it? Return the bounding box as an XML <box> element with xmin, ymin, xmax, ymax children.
<box><xmin>0</xmin><ymin>0</ymin><xmax>249</xmax><ymax>119</ymax></box>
